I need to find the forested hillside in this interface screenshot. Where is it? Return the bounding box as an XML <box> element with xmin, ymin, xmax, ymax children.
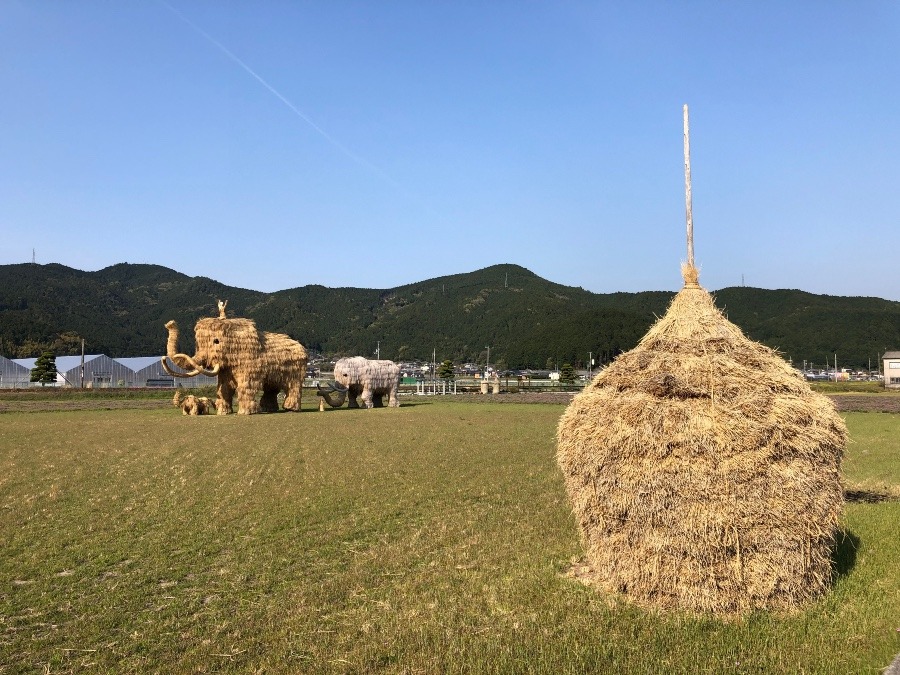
<box><xmin>1</xmin><ymin>262</ymin><xmax>897</xmax><ymax>369</ymax></box>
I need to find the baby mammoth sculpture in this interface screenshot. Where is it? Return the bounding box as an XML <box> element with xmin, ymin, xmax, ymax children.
<box><xmin>161</xmin><ymin>304</ymin><xmax>308</xmax><ymax>415</ymax></box>
<box><xmin>317</xmin><ymin>356</ymin><xmax>400</xmax><ymax>409</ymax></box>
<box><xmin>173</xmin><ymin>390</ymin><xmax>211</xmax><ymax>416</ymax></box>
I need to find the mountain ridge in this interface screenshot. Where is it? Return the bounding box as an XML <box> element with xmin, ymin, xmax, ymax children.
<box><xmin>1</xmin><ymin>262</ymin><xmax>897</xmax><ymax>369</ymax></box>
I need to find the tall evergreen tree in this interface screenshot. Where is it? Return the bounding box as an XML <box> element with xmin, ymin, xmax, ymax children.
<box><xmin>30</xmin><ymin>351</ymin><xmax>58</xmax><ymax>386</ymax></box>
<box><xmin>560</xmin><ymin>363</ymin><xmax>576</xmax><ymax>384</ymax></box>
<box><xmin>437</xmin><ymin>360</ymin><xmax>455</xmax><ymax>379</ymax></box>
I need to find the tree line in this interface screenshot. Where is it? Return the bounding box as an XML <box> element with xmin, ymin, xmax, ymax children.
<box><xmin>1</xmin><ymin>262</ymin><xmax>899</xmax><ymax>370</ymax></box>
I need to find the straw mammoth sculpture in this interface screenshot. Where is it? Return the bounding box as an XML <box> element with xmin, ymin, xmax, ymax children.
<box><xmin>317</xmin><ymin>356</ymin><xmax>400</xmax><ymax>409</ymax></box>
<box><xmin>162</xmin><ymin>309</ymin><xmax>308</xmax><ymax>415</ymax></box>
<box><xmin>173</xmin><ymin>390</ymin><xmax>211</xmax><ymax>416</ymax></box>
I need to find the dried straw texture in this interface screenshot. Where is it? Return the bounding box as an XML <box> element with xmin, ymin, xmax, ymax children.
<box><xmin>200</xmin><ymin>318</ymin><xmax>307</xmax><ymax>415</ymax></box>
<box><xmin>334</xmin><ymin>357</ymin><xmax>400</xmax><ymax>408</ymax></box>
<box><xmin>165</xmin><ymin>317</ymin><xmax>308</xmax><ymax>415</ymax></box>
<box><xmin>556</xmin><ymin>278</ymin><xmax>846</xmax><ymax>615</ymax></box>
<box><xmin>172</xmin><ymin>390</ymin><xmax>211</xmax><ymax>415</ymax></box>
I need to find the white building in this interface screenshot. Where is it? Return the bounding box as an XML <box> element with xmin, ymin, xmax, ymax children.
<box><xmin>883</xmin><ymin>351</ymin><xmax>900</xmax><ymax>389</ymax></box>
<box><xmin>114</xmin><ymin>357</ymin><xmax>166</xmax><ymax>387</ymax></box>
<box><xmin>7</xmin><ymin>353</ymin><xmax>228</xmax><ymax>389</ymax></box>
<box><xmin>115</xmin><ymin>356</ymin><xmax>216</xmax><ymax>388</ymax></box>
<box><xmin>0</xmin><ymin>355</ymin><xmax>31</xmax><ymax>388</ymax></box>
<box><xmin>12</xmin><ymin>354</ymin><xmax>135</xmax><ymax>388</ymax></box>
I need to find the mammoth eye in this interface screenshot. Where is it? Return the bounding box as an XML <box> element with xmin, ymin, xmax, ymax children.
<box><xmin>213</xmin><ymin>339</ymin><xmax>220</xmax><ymax>344</ymax></box>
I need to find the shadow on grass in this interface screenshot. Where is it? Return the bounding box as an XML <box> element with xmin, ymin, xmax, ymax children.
<box><xmin>831</xmin><ymin>528</ymin><xmax>859</xmax><ymax>580</ymax></box>
<box><xmin>845</xmin><ymin>488</ymin><xmax>898</xmax><ymax>503</ymax></box>
<box><xmin>305</xmin><ymin>400</ymin><xmax>434</xmax><ymax>412</ymax></box>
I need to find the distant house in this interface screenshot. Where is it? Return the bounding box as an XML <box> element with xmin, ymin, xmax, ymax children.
<box><xmin>0</xmin><ymin>355</ymin><xmax>31</xmax><ymax>388</ymax></box>
<box><xmin>884</xmin><ymin>351</ymin><xmax>900</xmax><ymax>389</ymax></box>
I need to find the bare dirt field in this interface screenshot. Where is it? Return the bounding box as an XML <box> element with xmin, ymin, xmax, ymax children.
<box><xmin>828</xmin><ymin>395</ymin><xmax>900</xmax><ymax>413</ymax></box>
<box><xmin>0</xmin><ymin>397</ymin><xmax>166</xmax><ymax>413</ymax></box>
<box><xmin>447</xmin><ymin>391</ymin><xmax>900</xmax><ymax>412</ymax></box>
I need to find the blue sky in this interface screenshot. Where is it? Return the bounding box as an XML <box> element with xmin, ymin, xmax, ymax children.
<box><xmin>2</xmin><ymin>1</ymin><xmax>898</xmax><ymax>299</ymax></box>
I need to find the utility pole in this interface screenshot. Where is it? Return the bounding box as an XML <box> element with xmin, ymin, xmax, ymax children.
<box><xmin>486</xmin><ymin>346</ymin><xmax>490</xmax><ymax>375</ymax></box>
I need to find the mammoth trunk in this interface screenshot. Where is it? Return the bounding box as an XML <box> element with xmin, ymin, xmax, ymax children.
<box><xmin>317</xmin><ymin>382</ymin><xmax>348</xmax><ymax>408</ymax></box>
<box><xmin>161</xmin><ymin>320</ymin><xmax>219</xmax><ymax>377</ymax></box>
<box><xmin>166</xmin><ymin>321</ymin><xmax>180</xmax><ymax>361</ymax></box>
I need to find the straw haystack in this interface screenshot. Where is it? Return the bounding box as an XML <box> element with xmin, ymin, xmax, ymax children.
<box><xmin>556</xmin><ymin>263</ymin><xmax>846</xmax><ymax>614</ymax></box>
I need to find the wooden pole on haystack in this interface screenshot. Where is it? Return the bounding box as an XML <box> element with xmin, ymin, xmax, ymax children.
<box><xmin>683</xmin><ymin>104</ymin><xmax>693</xmax><ymax>267</ymax></box>
<box><xmin>682</xmin><ymin>104</ymin><xmax>699</xmax><ymax>287</ymax></box>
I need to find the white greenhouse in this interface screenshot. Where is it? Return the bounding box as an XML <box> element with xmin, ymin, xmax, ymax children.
<box><xmin>0</xmin><ymin>355</ymin><xmax>31</xmax><ymax>388</ymax></box>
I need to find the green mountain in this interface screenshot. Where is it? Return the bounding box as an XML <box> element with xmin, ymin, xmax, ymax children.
<box><xmin>1</xmin><ymin>262</ymin><xmax>897</xmax><ymax>370</ymax></box>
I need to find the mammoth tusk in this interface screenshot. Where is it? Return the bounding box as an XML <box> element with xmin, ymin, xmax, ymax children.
<box><xmin>316</xmin><ymin>381</ymin><xmax>348</xmax><ymax>408</ymax></box>
<box><xmin>317</xmin><ymin>381</ymin><xmax>347</xmax><ymax>394</ymax></box>
<box><xmin>170</xmin><ymin>349</ymin><xmax>203</xmax><ymax>371</ymax></box>
<box><xmin>161</xmin><ymin>356</ymin><xmax>202</xmax><ymax>378</ymax></box>
<box><xmin>163</xmin><ymin>321</ymin><xmax>219</xmax><ymax>376</ymax></box>
<box><xmin>201</xmin><ymin>363</ymin><xmax>221</xmax><ymax>377</ymax></box>
<box><xmin>161</xmin><ymin>356</ymin><xmax>220</xmax><ymax>378</ymax></box>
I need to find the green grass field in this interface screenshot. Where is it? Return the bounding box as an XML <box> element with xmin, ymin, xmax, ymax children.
<box><xmin>1</xmin><ymin>401</ymin><xmax>898</xmax><ymax>674</ymax></box>
<box><xmin>810</xmin><ymin>381</ymin><xmax>897</xmax><ymax>395</ymax></box>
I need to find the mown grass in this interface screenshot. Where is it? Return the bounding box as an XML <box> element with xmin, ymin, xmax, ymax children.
<box><xmin>810</xmin><ymin>381</ymin><xmax>896</xmax><ymax>395</ymax></box>
<box><xmin>843</xmin><ymin>412</ymin><xmax>900</xmax><ymax>499</ymax></box>
<box><xmin>1</xmin><ymin>402</ymin><xmax>898</xmax><ymax>673</ymax></box>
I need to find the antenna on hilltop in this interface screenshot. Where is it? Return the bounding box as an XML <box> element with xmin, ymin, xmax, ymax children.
<box><xmin>32</xmin><ymin>248</ymin><xmax>36</xmax><ymax>265</ymax></box>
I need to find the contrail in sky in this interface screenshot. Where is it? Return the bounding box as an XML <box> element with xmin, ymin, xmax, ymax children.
<box><xmin>158</xmin><ymin>0</ymin><xmax>404</xmax><ymax>191</ymax></box>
